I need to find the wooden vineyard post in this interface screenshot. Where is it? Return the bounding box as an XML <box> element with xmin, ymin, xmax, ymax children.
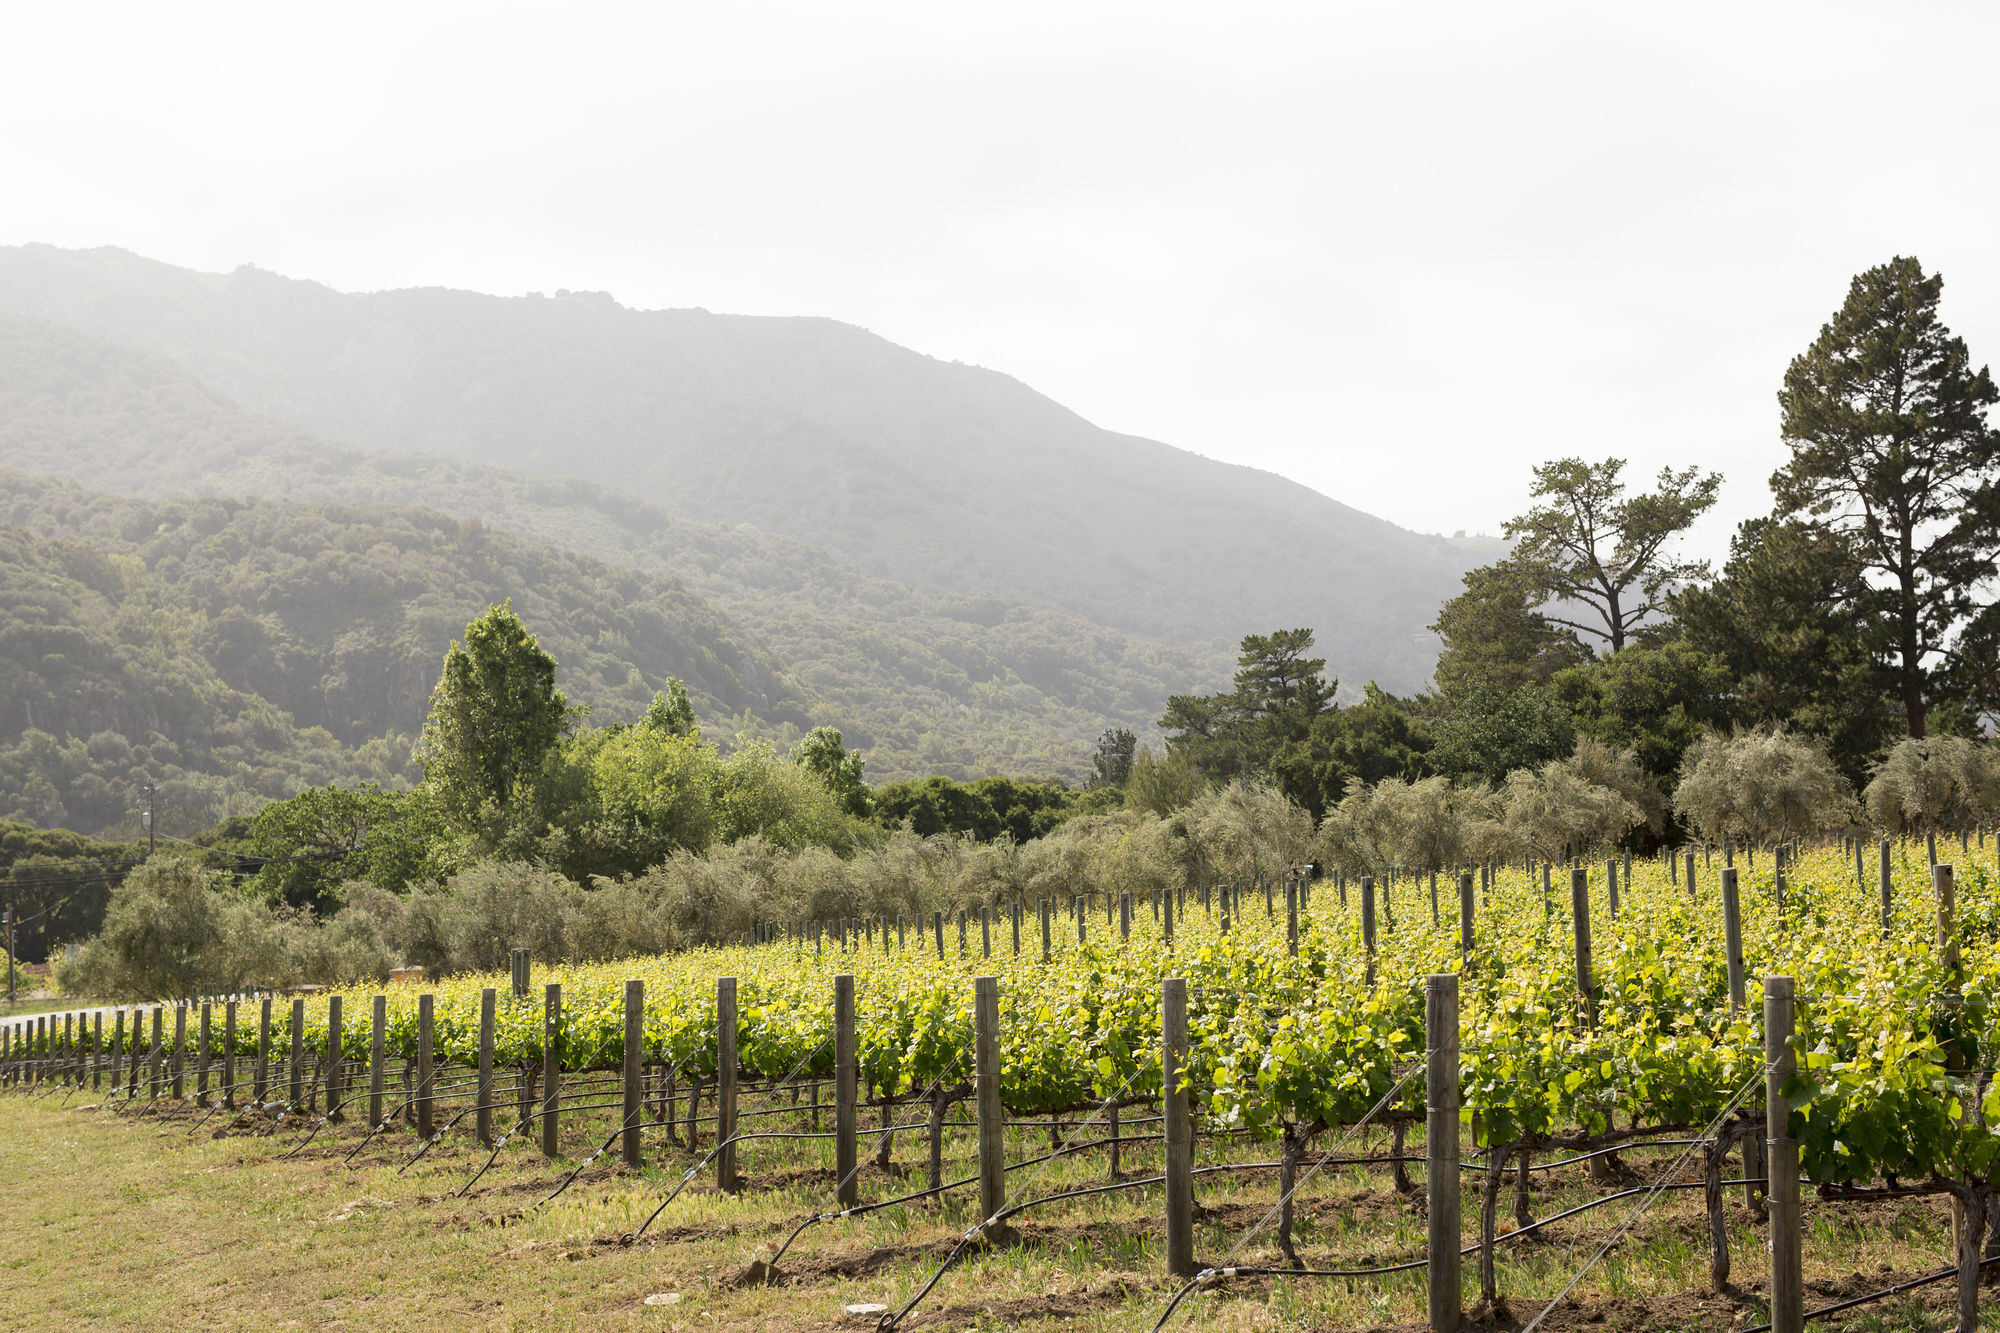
<box><xmin>1606</xmin><ymin>856</ymin><xmax>1619</xmax><ymax>920</ymax></box>
<box><xmin>149</xmin><ymin>1006</ymin><xmax>163</xmax><ymax>1101</ymax></box>
<box><xmin>1765</xmin><ymin>975</ymin><xmax>1802</xmax><ymax>1333</ymax></box>
<box><xmin>540</xmin><ymin>983</ymin><xmax>560</xmax><ymax>1158</ymax></box>
<box><xmin>1076</xmin><ymin>897</ymin><xmax>1086</xmax><ymax>945</ymax></box>
<box><xmin>418</xmin><ymin>992</ymin><xmax>436</xmax><ymax>1142</ymax></box>
<box><xmin>933</xmin><ymin>910</ymin><xmax>945</xmax><ymax>960</ymax></box>
<box><xmin>1120</xmin><ymin>892</ymin><xmax>1131</xmax><ymax>941</ymax></box>
<box><xmin>254</xmin><ymin>998</ymin><xmax>270</xmax><ymax>1105</ymax></box>
<box><xmin>1040</xmin><ymin>898</ymin><xmax>1052</xmax><ymax>962</ymax></box>
<box><xmin>511</xmin><ymin>948</ymin><xmax>529</xmax><ymax>999</ymax></box>
<box><xmin>1011</xmin><ymin>901</ymin><xmax>1021</xmax><ymax>956</ymax></box>
<box><xmin>717</xmin><ymin>975</ymin><xmax>739</xmax><ymax>1192</ymax></box>
<box><xmin>221</xmin><ymin>1001</ymin><xmax>236</xmax><ymax>1108</ymax></box>
<box><xmin>288</xmin><ymin>997</ymin><xmax>305</xmax><ymax>1109</ymax></box>
<box><xmin>1570</xmin><ymin>867</ymin><xmax>1594</xmax><ymax>1025</ymax></box>
<box><xmin>622</xmin><ymin>979</ymin><xmax>644</xmax><ymax>1168</ymax></box>
<box><xmin>1936</xmin><ymin>863</ymin><xmax>1958</xmax><ymax>979</ymax></box>
<box><xmin>1721</xmin><ymin>869</ymin><xmax>1746</xmax><ymax>1014</ymax></box>
<box><xmin>1427</xmin><ymin>973</ymin><xmax>1461</xmax><ymax>1333</ymax></box>
<box><xmin>368</xmin><ymin>995</ymin><xmax>386</xmax><ymax>1128</ymax></box>
<box><xmin>982</xmin><ymin>906</ymin><xmax>992</xmax><ymax>958</ymax></box>
<box><xmin>173</xmin><ymin>1004</ymin><xmax>187</xmax><ymax>1100</ymax></box>
<box><xmin>1686</xmin><ymin>851</ymin><xmax>1697</xmax><ymax>900</ymax></box>
<box><xmin>1286</xmin><ymin>879</ymin><xmax>1299</xmax><ymax>956</ymax></box>
<box><xmin>835</xmin><ymin>974</ymin><xmax>858</xmax><ymax>1208</ymax></box>
<box><xmin>1162</xmin><ymin>977</ymin><xmax>1194</xmax><ymax>1279</ymax></box>
<box><xmin>1163</xmin><ymin>890</ymin><xmax>1175</xmax><ymax>950</ymax></box>
<box><xmin>974</xmin><ymin>976</ymin><xmax>1008</xmax><ymax>1236</ymax></box>
<box><xmin>1880</xmin><ymin>840</ymin><xmax>1894</xmax><ymax>933</ymax></box>
<box><xmin>325</xmin><ymin>994</ymin><xmax>343</xmax><ymax>1119</ymax></box>
<box><xmin>197</xmin><ymin>1002</ymin><xmax>211</xmax><ymax>1106</ymax></box>
<box><xmin>1458</xmin><ymin>873</ymin><xmax>1475</xmax><ymax>960</ymax></box>
<box><xmin>477</xmin><ymin>988</ymin><xmax>496</xmax><ymax>1146</ymax></box>
<box><xmin>958</xmin><ymin>909</ymin><xmax>967</xmax><ymax>957</ymax></box>
<box><xmin>109</xmin><ymin>1011</ymin><xmax>124</xmax><ymax>1100</ymax></box>
<box><xmin>1361</xmin><ymin>876</ymin><xmax>1377</xmax><ymax>985</ymax></box>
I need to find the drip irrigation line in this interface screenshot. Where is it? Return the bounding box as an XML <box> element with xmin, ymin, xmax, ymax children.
<box><xmin>876</xmin><ymin>1053</ymin><xmax>1158</xmax><ymax>1332</ymax></box>
<box><xmin>1739</xmin><ymin>1250</ymin><xmax>2000</xmax><ymax>1332</ymax></box>
<box><xmin>1516</xmin><ymin>1065</ymin><xmax>1769</xmax><ymax>1333</ymax></box>
<box><xmin>1150</xmin><ymin>1060</ymin><xmax>1425</xmax><ymax>1333</ymax></box>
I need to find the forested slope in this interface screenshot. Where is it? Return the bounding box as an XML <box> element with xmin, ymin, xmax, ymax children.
<box><xmin>0</xmin><ymin>313</ymin><xmax>1215</xmax><ymax>780</ymax></box>
<box><xmin>0</xmin><ymin>471</ymin><xmax>815</xmax><ymax>834</ymax></box>
<box><xmin>0</xmin><ymin>244</ymin><xmax>1497</xmax><ymax>693</ymax></box>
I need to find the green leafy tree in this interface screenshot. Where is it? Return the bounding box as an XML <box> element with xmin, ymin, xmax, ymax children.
<box><xmin>1431</xmin><ymin>561</ymin><xmax>1588</xmax><ymax>692</ymax></box>
<box><xmin>416</xmin><ymin>602</ymin><xmax>574</xmax><ymax>828</ymax></box>
<box><xmin>1122</xmin><ymin>745</ymin><xmax>1206</xmax><ymax>817</ymax></box>
<box><xmin>1500</xmin><ymin>457</ymin><xmax>1721</xmax><ymax>652</ymax></box>
<box><xmin>1772</xmin><ymin>256</ymin><xmax>2000</xmax><ymax>737</ymax></box>
<box><xmin>1669</xmin><ymin>518</ymin><xmax>1899</xmax><ymax>783</ymax></box>
<box><xmin>247</xmin><ymin>783</ymin><xmax>440</xmax><ymax>910</ymax></box>
<box><xmin>1268</xmin><ymin>683</ymin><xmax>1432</xmax><ymax>821</ymax></box>
<box><xmin>794</xmin><ymin>725</ymin><xmax>870</xmax><ymax>817</ymax></box>
<box><xmin>1089</xmin><ymin>727</ymin><xmax>1138</xmax><ymax>790</ymax></box>
<box><xmin>1427</xmin><ymin>682</ymin><xmax>1576</xmax><ymax>786</ymax></box>
<box><xmin>643</xmin><ymin>680</ymin><xmax>698</xmax><ymax>737</ymax></box>
<box><xmin>1549</xmin><ymin>640</ymin><xmax>1736</xmax><ymax>785</ymax></box>
<box><xmin>1160</xmin><ymin>628</ymin><xmax>1335</xmax><ymax>785</ymax></box>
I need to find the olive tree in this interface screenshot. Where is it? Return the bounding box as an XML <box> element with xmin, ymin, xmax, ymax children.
<box><xmin>1861</xmin><ymin>735</ymin><xmax>2000</xmax><ymax>835</ymax></box>
<box><xmin>1672</xmin><ymin>729</ymin><xmax>1856</xmax><ymax>850</ymax></box>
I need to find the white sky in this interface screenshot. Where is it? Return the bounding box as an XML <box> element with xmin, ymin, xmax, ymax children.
<box><xmin>4</xmin><ymin>1</ymin><xmax>1997</xmax><ymax>563</ymax></box>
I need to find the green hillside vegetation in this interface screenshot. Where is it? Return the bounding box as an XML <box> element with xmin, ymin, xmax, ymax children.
<box><xmin>0</xmin><ymin>245</ymin><xmax>1498</xmax><ymax>694</ymax></box>
<box><xmin>0</xmin><ymin>470</ymin><xmax>816</xmax><ymax>837</ymax></box>
<box><xmin>0</xmin><ymin>313</ymin><xmax>1218</xmax><ymax>781</ymax></box>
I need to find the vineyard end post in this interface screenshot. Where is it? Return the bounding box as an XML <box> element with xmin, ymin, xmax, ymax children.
<box><xmin>1427</xmin><ymin>972</ymin><xmax>1461</xmax><ymax>1333</ymax></box>
<box><xmin>974</xmin><ymin>975</ymin><xmax>1008</xmax><ymax>1236</ymax></box>
<box><xmin>1161</xmin><ymin>977</ymin><xmax>1194</xmax><ymax>1279</ymax></box>
<box><xmin>717</xmin><ymin>975</ymin><xmax>739</xmax><ymax>1192</ymax></box>
<box><xmin>1570</xmin><ymin>867</ymin><xmax>1594</xmax><ymax>1026</ymax></box>
<box><xmin>622</xmin><ymin>979</ymin><xmax>644</xmax><ymax>1168</ymax></box>
<box><xmin>835</xmin><ymin>974</ymin><xmax>857</xmax><ymax>1208</ymax></box>
<box><xmin>287</xmin><ymin>997</ymin><xmax>304</xmax><ymax>1110</ymax></box>
<box><xmin>417</xmin><ymin>992</ymin><xmax>436</xmax><ymax>1142</ymax></box>
<box><xmin>325</xmin><ymin>994</ymin><xmax>343</xmax><ymax>1120</ymax></box>
<box><xmin>369</xmin><ymin>994</ymin><xmax>386</xmax><ymax>1129</ymax></box>
<box><xmin>540</xmin><ymin>983</ymin><xmax>560</xmax><ymax>1158</ymax></box>
<box><xmin>1765</xmin><ymin>975</ymin><xmax>1802</xmax><ymax>1333</ymax></box>
<box><xmin>477</xmin><ymin>987</ymin><xmax>497</xmax><ymax>1146</ymax></box>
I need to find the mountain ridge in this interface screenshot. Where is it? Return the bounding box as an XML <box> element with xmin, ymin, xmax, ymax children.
<box><xmin>0</xmin><ymin>243</ymin><xmax>1497</xmax><ymax>693</ymax></box>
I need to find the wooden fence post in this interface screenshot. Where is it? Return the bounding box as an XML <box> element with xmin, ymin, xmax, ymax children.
<box><xmin>109</xmin><ymin>1011</ymin><xmax>125</xmax><ymax>1099</ymax></box>
<box><xmin>288</xmin><ymin>997</ymin><xmax>304</xmax><ymax>1109</ymax></box>
<box><xmin>1459</xmin><ymin>872</ymin><xmax>1475</xmax><ymax>959</ymax></box>
<box><xmin>366</xmin><ymin>994</ymin><xmax>385</xmax><ymax>1128</ymax></box>
<box><xmin>1162</xmin><ymin>977</ymin><xmax>1194</xmax><ymax>1279</ymax></box>
<box><xmin>1286</xmin><ymin>880</ymin><xmax>1299</xmax><ymax>957</ymax></box>
<box><xmin>1011</xmin><ymin>901</ymin><xmax>1021</xmax><ymax>956</ymax></box>
<box><xmin>717</xmin><ymin>975</ymin><xmax>739</xmax><ymax>1192</ymax></box>
<box><xmin>623</xmin><ymin>979</ymin><xmax>644</xmax><ymax>1168</ymax></box>
<box><xmin>1163</xmin><ymin>890</ymin><xmax>1175</xmax><ymax>950</ymax></box>
<box><xmin>1880</xmin><ymin>839</ymin><xmax>1894</xmax><ymax>933</ymax></box>
<box><xmin>982</xmin><ymin>906</ymin><xmax>992</xmax><ymax>958</ymax></box>
<box><xmin>149</xmin><ymin>1006</ymin><xmax>163</xmax><ymax>1101</ymax></box>
<box><xmin>1120</xmin><ymin>892</ymin><xmax>1131</xmax><ymax>941</ymax></box>
<box><xmin>1361</xmin><ymin>876</ymin><xmax>1377</xmax><ymax>985</ymax></box>
<box><xmin>1571</xmin><ymin>867</ymin><xmax>1594</xmax><ymax>1025</ymax></box>
<box><xmin>835</xmin><ymin>973</ymin><xmax>857</xmax><ymax>1208</ymax></box>
<box><xmin>221</xmin><ymin>1001</ymin><xmax>236</xmax><ymax>1108</ymax></box>
<box><xmin>1040</xmin><ymin>898</ymin><xmax>1051</xmax><ymax>962</ymax></box>
<box><xmin>477</xmin><ymin>987</ymin><xmax>496</xmax><ymax>1146</ymax></box>
<box><xmin>1427</xmin><ymin>972</ymin><xmax>1461</xmax><ymax>1333</ymax></box>
<box><xmin>540</xmin><ymin>983</ymin><xmax>560</xmax><ymax>1157</ymax></box>
<box><xmin>1722</xmin><ymin>868</ymin><xmax>1745</xmax><ymax>1014</ymax></box>
<box><xmin>325</xmin><ymin>995</ymin><xmax>343</xmax><ymax>1119</ymax></box>
<box><xmin>1606</xmin><ymin>857</ymin><xmax>1619</xmax><ymax>920</ymax></box>
<box><xmin>252</xmin><ymin>998</ymin><xmax>269</xmax><ymax>1104</ymax></box>
<box><xmin>1686</xmin><ymin>851</ymin><xmax>1697</xmax><ymax>900</ymax></box>
<box><xmin>933</xmin><ymin>911</ymin><xmax>945</xmax><ymax>960</ymax></box>
<box><xmin>1765</xmin><ymin>975</ymin><xmax>1802</xmax><ymax>1333</ymax></box>
<box><xmin>1936</xmin><ymin>863</ymin><xmax>1959</xmax><ymax>979</ymax></box>
<box><xmin>173</xmin><ymin>1004</ymin><xmax>187</xmax><ymax>1100</ymax></box>
<box><xmin>975</xmin><ymin>975</ymin><xmax>1008</xmax><ymax>1235</ymax></box>
<box><xmin>197</xmin><ymin>1001</ymin><xmax>212</xmax><ymax>1106</ymax></box>
<box><xmin>417</xmin><ymin>993</ymin><xmax>436</xmax><ymax>1142</ymax></box>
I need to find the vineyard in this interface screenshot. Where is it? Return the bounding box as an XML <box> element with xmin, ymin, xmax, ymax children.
<box><xmin>7</xmin><ymin>836</ymin><xmax>2000</xmax><ymax>1331</ymax></box>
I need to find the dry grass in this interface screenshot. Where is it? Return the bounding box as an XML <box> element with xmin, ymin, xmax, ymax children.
<box><xmin>0</xmin><ymin>1085</ymin><xmax>1992</xmax><ymax>1332</ymax></box>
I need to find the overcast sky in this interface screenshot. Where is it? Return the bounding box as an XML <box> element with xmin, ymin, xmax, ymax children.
<box><xmin>5</xmin><ymin>1</ymin><xmax>1996</xmax><ymax>561</ymax></box>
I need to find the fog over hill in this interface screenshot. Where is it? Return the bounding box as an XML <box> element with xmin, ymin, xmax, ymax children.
<box><xmin>0</xmin><ymin>244</ymin><xmax>1497</xmax><ymax>696</ymax></box>
<box><xmin>0</xmin><ymin>314</ymin><xmax>1214</xmax><ymax>783</ymax></box>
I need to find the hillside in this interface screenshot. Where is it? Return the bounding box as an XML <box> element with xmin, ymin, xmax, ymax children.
<box><xmin>0</xmin><ymin>471</ymin><xmax>818</xmax><ymax>835</ymax></box>
<box><xmin>0</xmin><ymin>244</ymin><xmax>1498</xmax><ymax>694</ymax></box>
<box><xmin>0</xmin><ymin>314</ymin><xmax>1217</xmax><ymax>781</ymax></box>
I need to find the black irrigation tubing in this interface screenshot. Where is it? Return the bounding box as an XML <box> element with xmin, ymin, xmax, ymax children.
<box><xmin>626</xmin><ymin>1130</ymin><xmax>845</xmax><ymax>1238</ymax></box>
<box><xmin>1739</xmin><ymin>1250</ymin><xmax>2000</xmax><ymax>1332</ymax></box>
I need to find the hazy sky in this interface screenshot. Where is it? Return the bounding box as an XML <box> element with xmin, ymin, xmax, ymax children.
<box><xmin>5</xmin><ymin>1</ymin><xmax>1997</xmax><ymax>561</ymax></box>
